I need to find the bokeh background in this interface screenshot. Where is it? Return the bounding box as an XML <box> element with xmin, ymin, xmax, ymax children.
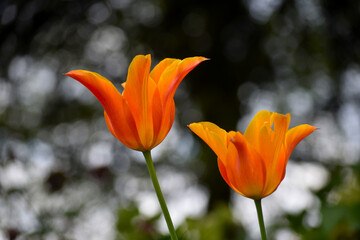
<box><xmin>1</xmin><ymin>0</ymin><xmax>360</xmax><ymax>239</ymax></box>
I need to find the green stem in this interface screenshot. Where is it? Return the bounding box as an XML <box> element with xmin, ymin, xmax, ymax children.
<box><xmin>254</xmin><ymin>199</ymin><xmax>268</xmax><ymax>240</ymax></box>
<box><xmin>143</xmin><ymin>151</ymin><xmax>178</xmax><ymax>240</ymax></box>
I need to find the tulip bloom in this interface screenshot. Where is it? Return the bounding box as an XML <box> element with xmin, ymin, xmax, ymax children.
<box><xmin>65</xmin><ymin>54</ymin><xmax>207</xmax><ymax>151</ymax></box>
<box><xmin>189</xmin><ymin>110</ymin><xmax>316</xmax><ymax>200</ymax></box>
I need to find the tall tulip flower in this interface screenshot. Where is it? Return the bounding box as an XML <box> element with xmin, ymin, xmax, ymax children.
<box><xmin>65</xmin><ymin>54</ymin><xmax>207</xmax><ymax>151</ymax></box>
<box><xmin>65</xmin><ymin>54</ymin><xmax>207</xmax><ymax>240</ymax></box>
<box><xmin>189</xmin><ymin>110</ymin><xmax>316</xmax><ymax>240</ymax></box>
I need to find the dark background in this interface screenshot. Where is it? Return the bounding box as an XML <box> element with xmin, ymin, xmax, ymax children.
<box><xmin>1</xmin><ymin>0</ymin><xmax>360</xmax><ymax>239</ymax></box>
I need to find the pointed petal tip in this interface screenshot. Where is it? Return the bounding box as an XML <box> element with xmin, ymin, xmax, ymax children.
<box><xmin>306</xmin><ymin>125</ymin><xmax>318</xmax><ymax>132</ymax></box>
<box><xmin>311</xmin><ymin>125</ymin><xmax>318</xmax><ymax>133</ymax></box>
<box><xmin>184</xmin><ymin>56</ymin><xmax>210</xmax><ymax>63</ymax></box>
<box><xmin>197</xmin><ymin>56</ymin><xmax>210</xmax><ymax>62</ymax></box>
<box><xmin>195</xmin><ymin>56</ymin><xmax>210</xmax><ymax>60</ymax></box>
<box><xmin>64</xmin><ymin>71</ymin><xmax>77</xmax><ymax>78</ymax></box>
<box><xmin>64</xmin><ymin>70</ymin><xmax>86</xmax><ymax>78</ymax></box>
<box><xmin>63</xmin><ymin>71</ymin><xmax>73</xmax><ymax>76</ymax></box>
<box><xmin>188</xmin><ymin>122</ymin><xmax>201</xmax><ymax>130</ymax></box>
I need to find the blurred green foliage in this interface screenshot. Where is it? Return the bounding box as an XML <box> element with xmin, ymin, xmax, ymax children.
<box><xmin>179</xmin><ymin>204</ymin><xmax>246</xmax><ymax>240</ymax></box>
<box><xmin>116</xmin><ymin>206</ymin><xmax>161</xmax><ymax>240</ymax></box>
<box><xmin>282</xmin><ymin>164</ymin><xmax>360</xmax><ymax>240</ymax></box>
<box><xmin>114</xmin><ymin>203</ymin><xmax>246</xmax><ymax>240</ymax></box>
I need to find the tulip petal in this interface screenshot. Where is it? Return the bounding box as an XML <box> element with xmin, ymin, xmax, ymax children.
<box><xmin>270</xmin><ymin>112</ymin><xmax>291</xmax><ymax>161</ymax></box>
<box><xmin>244</xmin><ymin>110</ymin><xmax>272</xmax><ymax>150</ymax></box>
<box><xmin>227</xmin><ymin>132</ymin><xmax>266</xmax><ymax>199</ymax></box>
<box><xmin>65</xmin><ymin>70</ymin><xmax>122</xmax><ymax>108</ymax></box>
<box><xmin>261</xmin><ymin>147</ymin><xmax>287</xmax><ymax>197</ymax></box>
<box><xmin>158</xmin><ymin>57</ymin><xmax>208</xmax><ymax>104</ymax></box>
<box><xmin>217</xmin><ymin>158</ymin><xmax>232</xmax><ymax>188</ymax></box>
<box><xmin>149</xmin><ymin>84</ymin><xmax>163</xmax><ymax>144</ymax></box>
<box><xmin>258</xmin><ymin>112</ymin><xmax>290</xmax><ymax>195</ymax></box>
<box><xmin>188</xmin><ymin>122</ymin><xmax>229</xmax><ymax>162</ymax></box>
<box><xmin>154</xmin><ymin>98</ymin><xmax>175</xmax><ymax>147</ymax></box>
<box><xmin>104</xmin><ymin>110</ymin><xmax>140</xmax><ymax>149</ymax></box>
<box><xmin>258</xmin><ymin>113</ymin><xmax>290</xmax><ymax>163</ymax></box>
<box><xmin>150</xmin><ymin>58</ymin><xmax>179</xmax><ymax>84</ymax></box>
<box><xmin>263</xmin><ymin>123</ymin><xmax>316</xmax><ymax>196</ymax></box>
<box><xmin>122</xmin><ymin>55</ymin><xmax>154</xmax><ymax>148</ymax></box>
<box><xmin>65</xmin><ymin>70</ymin><xmax>142</xmax><ymax>150</ymax></box>
<box><xmin>104</xmin><ymin>110</ymin><xmax>117</xmax><ymax>138</ymax></box>
<box><xmin>286</xmin><ymin>124</ymin><xmax>317</xmax><ymax>160</ymax></box>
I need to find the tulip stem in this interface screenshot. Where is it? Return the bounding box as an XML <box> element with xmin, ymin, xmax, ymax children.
<box><xmin>143</xmin><ymin>151</ymin><xmax>178</xmax><ymax>240</ymax></box>
<box><xmin>254</xmin><ymin>199</ymin><xmax>268</xmax><ymax>240</ymax></box>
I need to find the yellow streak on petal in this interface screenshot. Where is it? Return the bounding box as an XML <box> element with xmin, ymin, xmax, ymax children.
<box><xmin>259</xmin><ymin>112</ymin><xmax>290</xmax><ymax>195</ymax></box>
<box><xmin>244</xmin><ymin>110</ymin><xmax>272</xmax><ymax>150</ymax></box>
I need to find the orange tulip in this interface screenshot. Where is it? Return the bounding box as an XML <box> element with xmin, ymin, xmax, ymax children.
<box><xmin>189</xmin><ymin>110</ymin><xmax>316</xmax><ymax>200</ymax></box>
<box><xmin>65</xmin><ymin>54</ymin><xmax>207</xmax><ymax>151</ymax></box>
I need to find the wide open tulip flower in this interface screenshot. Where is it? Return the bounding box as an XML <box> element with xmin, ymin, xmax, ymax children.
<box><xmin>65</xmin><ymin>54</ymin><xmax>207</xmax><ymax>151</ymax></box>
<box><xmin>189</xmin><ymin>110</ymin><xmax>316</xmax><ymax>200</ymax></box>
